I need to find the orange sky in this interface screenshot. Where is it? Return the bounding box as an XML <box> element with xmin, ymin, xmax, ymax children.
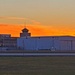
<box><xmin>0</xmin><ymin>23</ymin><xmax>75</xmax><ymax>37</ymax></box>
<box><xmin>0</xmin><ymin>0</ymin><xmax>75</xmax><ymax>37</ymax></box>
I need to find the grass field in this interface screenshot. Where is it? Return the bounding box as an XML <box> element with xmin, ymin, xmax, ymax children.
<box><xmin>0</xmin><ymin>56</ymin><xmax>75</xmax><ymax>75</ymax></box>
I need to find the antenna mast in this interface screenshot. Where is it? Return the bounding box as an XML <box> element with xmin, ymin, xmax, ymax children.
<box><xmin>24</xmin><ymin>21</ymin><xmax>26</xmax><ymax>28</ymax></box>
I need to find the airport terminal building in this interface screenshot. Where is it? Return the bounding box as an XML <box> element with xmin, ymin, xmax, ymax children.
<box><xmin>0</xmin><ymin>27</ymin><xmax>75</xmax><ymax>51</ymax></box>
<box><xmin>17</xmin><ymin>28</ymin><xmax>75</xmax><ymax>51</ymax></box>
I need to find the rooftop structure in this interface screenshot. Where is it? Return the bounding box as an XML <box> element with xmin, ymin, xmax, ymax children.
<box><xmin>0</xmin><ymin>34</ymin><xmax>11</xmax><ymax>38</ymax></box>
<box><xmin>20</xmin><ymin>27</ymin><xmax>31</xmax><ymax>37</ymax></box>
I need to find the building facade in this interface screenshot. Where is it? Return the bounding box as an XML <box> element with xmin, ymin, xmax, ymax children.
<box><xmin>0</xmin><ymin>34</ymin><xmax>17</xmax><ymax>50</ymax></box>
<box><xmin>17</xmin><ymin>36</ymin><xmax>75</xmax><ymax>51</ymax></box>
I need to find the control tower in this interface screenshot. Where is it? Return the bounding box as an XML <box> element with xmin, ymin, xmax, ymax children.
<box><xmin>20</xmin><ymin>27</ymin><xmax>31</xmax><ymax>37</ymax></box>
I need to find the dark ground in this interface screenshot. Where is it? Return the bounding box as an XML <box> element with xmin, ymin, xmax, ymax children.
<box><xmin>0</xmin><ymin>56</ymin><xmax>75</xmax><ymax>75</ymax></box>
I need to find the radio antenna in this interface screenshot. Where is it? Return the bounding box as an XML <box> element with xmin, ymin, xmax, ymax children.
<box><xmin>24</xmin><ymin>21</ymin><xmax>26</xmax><ymax>28</ymax></box>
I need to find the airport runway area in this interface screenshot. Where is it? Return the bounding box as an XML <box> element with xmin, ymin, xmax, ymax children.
<box><xmin>0</xmin><ymin>53</ymin><xmax>75</xmax><ymax>56</ymax></box>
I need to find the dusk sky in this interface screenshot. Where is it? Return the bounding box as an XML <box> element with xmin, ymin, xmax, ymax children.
<box><xmin>0</xmin><ymin>0</ymin><xmax>75</xmax><ymax>37</ymax></box>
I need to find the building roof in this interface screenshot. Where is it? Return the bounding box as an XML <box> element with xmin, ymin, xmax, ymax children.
<box><xmin>22</xmin><ymin>28</ymin><xmax>29</xmax><ymax>32</ymax></box>
<box><xmin>30</xmin><ymin>35</ymin><xmax>75</xmax><ymax>39</ymax></box>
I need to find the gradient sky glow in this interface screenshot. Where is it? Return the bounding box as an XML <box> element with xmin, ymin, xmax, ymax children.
<box><xmin>0</xmin><ymin>0</ymin><xmax>75</xmax><ymax>36</ymax></box>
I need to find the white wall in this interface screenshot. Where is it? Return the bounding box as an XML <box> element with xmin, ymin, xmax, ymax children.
<box><xmin>17</xmin><ymin>36</ymin><xmax>75</xmax><ymax>51</ymax></box>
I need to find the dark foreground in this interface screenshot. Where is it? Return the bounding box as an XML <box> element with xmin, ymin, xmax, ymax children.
<box><xmin>0</xmin><ymin>57</ymin><xmax>75</xmax><ymax>75</ymax></box>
